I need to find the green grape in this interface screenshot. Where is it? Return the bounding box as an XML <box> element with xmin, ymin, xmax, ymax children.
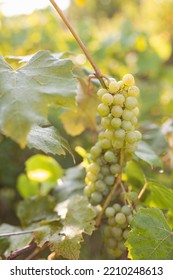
<box><xmin>104</xmin><ymin>175</ymin><xmax>115</xmax><ymax>185</ymax></box>
<box><xmin>128</xmin><ymin>191</ymin><xmax>138</xmax><ymax>202</ymax></box>
<box><xmin>128</xmin><ymin>85</ymin><xmax>140</xmax><ymax>97</ymax></box>
<box><xmin>121</xmin><ymin>205</ymin><xmax>131</xmax><ymax>216</ymax></box>
<box><xmin>134</xmin><ymin>130</ymin><xmax>142</xmax><ymax>141</ymax></box>
<box><xmin>113</xmin><ymin>248</ymin><xmax>123</xmax><ymax>258</ymax></box>
<box><xmin>100</xmin><ymin>139</ymin><xmax>112</xmax><ymax>149</ymax></box>
<box><xmin>127</xmin><ymin>214</ymin><xmax>133</xmax><ymax>224</ymax></box>
<box><xmin>105</xmin><ymin>207</ymin><xmax>116</xmax><ymax>218</ymax></box>
<box><xmin>111</xmin><ymin>105</ymin><xmax>123</xmax><ymax>118</ymax></box>
<box><xmin>131</xmin><ymin>116</ymin><xmax>138</xmax><ymax>125</ymax></box>
<box><xmin>117</xmin><ymin>241</ymin><xmax>126</xmax><ymax>251</ymax></box>
<box><xmin>104</xmin><ymin>151</ymin><xmax>117</xmax><ymax>163</ymax></box>
<box><xmin>83</xmin><ymin>186</ymin><xmax>92</xmax><ymax>197</ymax></box>
<box><xmin>97</xmin><ymin>103</ymin><xmax>110</xmax><ymax>117</ymax></box>
<box><xmin>121</xmin><ymin>120</ymin><xmax>133</xmax><ymax>131</ymax></box>
<box><xmin>97</xmin><ymin>88</ymin><xmax>108</xmax><ymax>99</ymax></box>
<box><xmin>122</xmin><ymin>73</ymin><xmax>135</xmax><ymax>87</ymax></box>
<box><xmin>104</xmin><ymin>226</ymin><xmax>112</xmax><ymax>237</ymax></box>
<box><xmin>110</xmin><ymin>163</ymin><xmax>121</xmax><ymax>174</ymax></box>
<box><xmin>91</xmin><ymin>191</ymin><xmax>103</xmax><ymax>205</ymax></box>
<box><xmin>132</xmin><ymin>106</ymin><xmax>139</xmax><ymax>116</ymax></box>
<box><xmin>112</xmin><ymin>139</ymin><xmax>124</xmax><ymax>149</ymax></box>
<box><xmin>123</xmin><ymin>229</ymin><xmax>130</xmax><ymax>239</ymax></box>
<box><xmin>113</xmin><ymin>203</ymin><xmax>121</xmax><ymax>212</ymax></box>
<box><xmin>112</xmin><ymin>226</ymin><xmax>122</xmax><ymax>238</ymax></box>
<box><xmin>113</xmin><ymin>94</ymin><xmax>125</xmax><ymax>106</ymax></box>
<box><xmin>125</xmin><ymin>96</ymin><xmax>138</xmax><ymax>110</ymax></box>
<box><xmin>90</xmin><ymin>145</ymin><xmax>102</xmax><ymax>158</ymax></box>
<box><xmin>104</xmin><ymin>129</ymin><xmax>114</xmax><ymax>140</ymax></box>
<box><xmin>108</xmin><ymin>217</ymin><xmax>116</xmax><ymax>226</ymax></box>
<box><xmin>95</xmin><ymin>180</ymin><xmax>106</xmax><ymax>191</ymax></box>
<box><xmin>102</xmin><ymin>93</ymin><xmax>114</xmax><ymax>105</ymax></box>
<box><xmin>126</xmin><ymin>131</ymin><xmax>138</xmax><ymax>144</ymax></box>
<box><xmin>101</xmin><ymin>116</ymin><xmax>111</xmax><ymax>129</ymax></box>
<box><xmin>115</xmin><ymin>212</ymin><xmax>126</xmax><ymax>225</ymax></box>
<box><xmin>108</xmin><ymin>80</ymin><xmax>120</xmax><ymax>93</ymax></box>
<box><xmin>114</xmin><ymin>128</ymin><xmax>126</xmax><ymax>139</ymax></box>
<box><xmin>122</xmin><ymin>109</ymin><xmax>134</xmax><ymax>121</ymax></box>
<box><xmin>111</xmin><ymin>117</ymin><xmax>121</xmax><ymax>128</ymax></box>
<box><xmin>87</xmin><ymin>162</ymin><xmax>100</xmax><ymax>174</ymax></box>
<box><xmin>125</xmin><ymin>143</ymin><xmax>137</xmax><ymax>153</ymax></box>
<box><xmin>101</xmin><ymin>166</ymin><xmax>110</xmax><ymax>175</ymax></box>
<box><xmin>107</xmin><ymin>238</ymin><xmax>117</xmax><ymax>247</ymax></box>
<box><xmin>85</xmin><ymin>171</ymin><xmax>97</xmax><ymax>182</ymax></box>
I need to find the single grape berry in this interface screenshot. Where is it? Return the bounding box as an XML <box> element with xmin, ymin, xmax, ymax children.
<box><xmin>111</xmin><ymin>106</ymin><xmax>123</xmax><ymax>118</ymax></box>
<box><xmin>113</xmin><ymin>94</ymin><xmax>125</xmax><ymax>106</ymax></box>
<box><xmin>97</xmin><ymin>103</ymin><xmax>110</xmax><ymax>117</ymax></box>
<box><xmin>115</xmin><ymin>212</ymin><xmax>126</xmax><ymax>225</ymax></box>
<box><xmin>122</xmin><ymin>73</ymin><xmax>135</xmax><ymax>87</ymax></box>
<box><xmin>125</xmin><ymin>97</ymin><xmax>138</xmax><ymax>110</ymax></box>
<box><xmin>108</xmin><ymin>80</ymin><xmax>120</xmax><ymax>93</ymax></box>
<box><xmin>128</xmin><ymin>85</ymin><xmax>140</xmax><ymax>97</ymax></box>
<box><xmin>97</xmin><ymin>88</ymin><xmax>108</xmax><ymax>99</ymax></box>
<box><xmin>102</xmin><ymin>93</ymin><xmax>114</xmax><ymax>106</ymax></box>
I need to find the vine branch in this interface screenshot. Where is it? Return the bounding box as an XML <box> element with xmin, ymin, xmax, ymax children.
<box><xmin>49</xmin><ymin>0</ymin><xmax>106</xmax><ymax>88</ymax></box>
<box><xmin>7</xmin><ymin>242</ymin><xmax>37</xmax><ymax>260</ymax></box>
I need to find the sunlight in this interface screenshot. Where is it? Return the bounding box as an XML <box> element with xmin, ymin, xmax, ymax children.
<box><xmin>0</xmin><ymin>0</ymin><xmax>70</xmax><ymax>16</ymax></box>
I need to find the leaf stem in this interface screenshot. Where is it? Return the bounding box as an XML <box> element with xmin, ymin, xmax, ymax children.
<box><xmin>138</xmin><ymin>181</ymin><xmax>148</xmax><ymax>201</ymax></box>
<box><xmin>49</xmin><ymin>0</ymin><xmax>106</xmax><ymax>88</ymax></box>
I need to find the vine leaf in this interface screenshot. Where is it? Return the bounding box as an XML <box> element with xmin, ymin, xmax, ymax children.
<box><xmin>17</xmin><ymin>196</ymin><xmax>56</xmax><ymax>227</ymax></box>
<box><xmin>147</xmin><ymin>180</ymin><xmax>173</xmax><ymax>211</ymax></box>
<box><xmin>27</xmin><ymin>125</ymin><xmax>74</xmax><ymax>159</ymax></box>
<box><xmin>60</xmin><ymin>75</ymin><xmax>99</xmax><ymax>136</ymax></box>
<box><xmin>135</xmin><ymin>141</ymin><xmax>163</xmax><ymax>169</ymax></box>
<box><xmin>0</xmin><ymin>224</ymin><xmax>33</xmax><ymax>257</ymax></box>
<box><xmin>35</xmin><ymin>195</ymin><xmax>96</xmax><ymax>259</ymax></box>
<box><xmin>0</xmin><ymin>50</ymin><xmax>77</xmax><ymax>147</ymax></box>
<box><xmin>125</xmin><ymin>160</ymin><xmax>146</xmax><ymax>189</ymax></box>
<box><xmin>17</xmin><ymin>174</ymin><xmax>40</xmax><ymax>199</ymax></box>
<box><xmin>126</xmin><ymin>208</ymin><xmax>173</xmax><ymax>260</ymax></box>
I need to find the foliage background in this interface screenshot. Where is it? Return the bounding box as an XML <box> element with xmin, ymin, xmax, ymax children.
<box><xmin>0</xmin><ymin>0</ymin><xmax>173</xmax><ymax>259</ymax></box>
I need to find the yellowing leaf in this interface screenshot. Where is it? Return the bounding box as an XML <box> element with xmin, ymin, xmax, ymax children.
<box><xmin>60</xmin><ymin>77</ymin><xmax>99</xmax><ymax>136</ymax></box>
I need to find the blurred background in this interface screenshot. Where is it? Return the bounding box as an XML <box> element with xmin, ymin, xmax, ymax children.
<box><xmin>0</xmin><ymin>0</ymin><xmax>173</xmax><ymax>225</ymax></box>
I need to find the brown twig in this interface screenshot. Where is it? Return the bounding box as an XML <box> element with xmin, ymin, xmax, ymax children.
<box><xmin>49</xmin><ymin>0</ymin><xmax>106</xmax><ymax>88</ymax></box>
<box><xmin>7</xmin><ymin>242</ymin><xmax>37</xmax><ymax>260</ymax></box>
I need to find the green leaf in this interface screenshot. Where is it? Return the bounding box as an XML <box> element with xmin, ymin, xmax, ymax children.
<box><xmin>17</xmin><ymin>196</ymin><xmax>56</xmax><ymax>226</ymax></box>
<box><xmin>135</xmin><ymin>141</ymin><xmax>163</xmax><ymax>169</ymax></box>
<box><xmin>147</xmin><ymin>180</ymin><xmax>173</xmax><ymax>211</ymax></box>
<box><xmin>126</xmin><ymin>208</ymin><xmax>173</xmax><ymax>260</ymax></box>
<box><xmin>125</xmin><ymin>160</ymin><xmax>146</xmax><ymax>189</ymax></box>
<box><xmin>55</xmin><ymin>164</ymin><xmax>85</xmax><ymax>203</ymax></box>
<box><xmin>0</xmin><ymin>223</ymin><xmax>33</xmax><ymax>258</ymax></box>
<box><xmin>25</xmin><ymin>154</ymin><xmax>63</xmax><ymax>183</ymax></box>
<box><xmin>17</xmin><ymin>174</ymin><xmax>39</xmax><ymax>199</ymax></box>
<box><xmin>35</xmin><ymin>195</ymin><xmax>96</xmax><ymax>259</ymax></box>
<box><xmin>0</xmin><ymin>50</ymin><xmax>77</xmax><ymax>147</ymax></box>
<box><xmin>27</xmin><ymin>125</ymin><xmax>74</xmax><ymax>160</ymax></box>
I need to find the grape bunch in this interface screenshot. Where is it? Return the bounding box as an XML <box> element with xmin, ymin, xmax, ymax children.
<box><xmin>84</xmin><ymin>74</ymin><xmax>141</xmax><ymax>206</ymax></box>
<box><xmin>103</xmin><ymin>203</ymin><xmax>133</xmax><ymax>258</ymax></box>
